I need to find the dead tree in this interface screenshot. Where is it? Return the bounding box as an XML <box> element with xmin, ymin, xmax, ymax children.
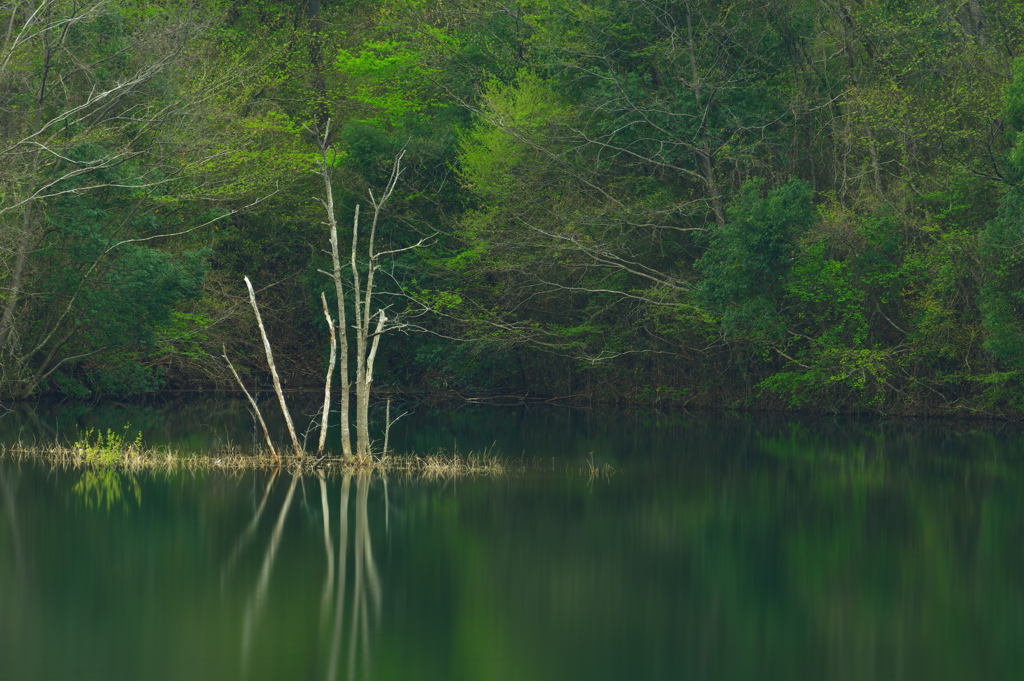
<box><xmin>315</xmin><ymin>123</ymin><xmax>422</xmax><ymax>459</ymax></box>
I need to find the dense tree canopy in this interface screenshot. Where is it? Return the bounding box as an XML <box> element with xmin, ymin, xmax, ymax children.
<box><xmin>4</xmin><ymin>0</ymin><xmax>1024</xmax><ymax>415</ymax></box>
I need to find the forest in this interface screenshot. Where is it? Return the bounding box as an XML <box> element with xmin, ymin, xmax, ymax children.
<box><xmin>4</xmin><ymin>0</ymin><xmax>1024</xmax><ymax>416</ymax></box>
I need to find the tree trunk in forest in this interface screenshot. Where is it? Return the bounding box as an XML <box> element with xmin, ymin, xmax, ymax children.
<box><xmin>699</xmin><ymin>149</ymin><xmax>726</xmax><ymax>229</ymax></box>
<box><xmin>0</xmin><ymin>204</ymin><xmax>36</xmax><ymax>352</ymax></box>
<box><xmin>307</xmin><ymin>0</ymin><xmax>329</xmax><ymax>130</ymax></box>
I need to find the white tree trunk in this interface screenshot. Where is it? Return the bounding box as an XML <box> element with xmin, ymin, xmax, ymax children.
<box><xmin>318</xmin><ymin>142</ymin><xmax>353</xmax><ymax>459</ymax></box>
<box><xmin>318</xmin><ymin>292</ymin><xmax>336</xmax><ymax>457</ymax></box>
<box><xmin>316</xmin><ymin>127</ymin><xmax>405</xmax><ymax>459</ymax></box>
<box><xmin>245</xmin><ymin>276</ymin><xmax>303</xmax><ymax>459</ymax></box>
<box><xmin>350</xmin><ymin>203</ymin><xmax>369</xmax><ymax>458</ymax></box>
<box><xmin>222</xmin><ymin>345</ymin><xmax>280</xmax><ymax>464</ymax></box>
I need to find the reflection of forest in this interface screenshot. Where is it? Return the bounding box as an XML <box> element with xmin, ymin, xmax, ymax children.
<box><xmin>0</xmin><ymin>395</ymin><xmax>325</xmax><ymax>451</ymax></box>
<box><xmin>0</xmin><ymin>464</ymin><xmax>26</xmax><ymax>611</ymax></box>
<box><xmin>233</xmin><ymin>471</ymin><xmax>381</xmax><ymax>681</ymax></box>
<box><xmin>2</xmin><ymin>436</ymin><xmax>1024</xmax><ymax>681</ymax></box>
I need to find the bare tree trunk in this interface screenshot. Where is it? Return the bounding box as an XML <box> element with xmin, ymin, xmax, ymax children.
<box><xmin>347</xmin><ymin>475</ymin><xmax>380</xmax><ymax>678</ymax></box>
<box><xmin>315</xmin><ymin>128</ymin><xmax>354</xmax><ymax>459</ymax></box>
<box><xmin>352</xmin><ymin>154</ymin><xmax>404</xmax><ymax>458</ymax></box>
<box><xmin>318</xmin><ymin>292</ymin><xmax>336</xmax><ymax>457</ymax></box>
<box><xmin>222</xmin><ymin>468</ymin><xmax>280</xmax><ymax>580</ymax></box>
<box><xmin>337</xmin><ymin>205</ymin><xmax>354</xmax><ymax>459</ymax></box>
<box><xmin>350</xmin><ymin>204</ymin><xmax>368</xmax><ymax>458</ymax></box>
<box><xmin>245</xmin><ymin>276</ymin><xmax>303</xmax><ymax>459</ymax></box>
<box><xmin>222</xmin><ymin>345</ymin><xmax>280</xmax><ymax>464</ymax></box>
<box><xmin>314</xmin><ymin>126</ymin><xmax>405</xmax><ymax>459</ymax></box>
<box><xmin>383</xmin><ymin>399</ymin><xmax>391</xmax><ymax>456</ymax></box>
<box><xmin>241</xmin><ymin>470</ymin><xmax>300</xmax><ymax>669</ymax></box>
<box><xmin>358</xmin><ymin>309</ymin><xmax>386</xmax><ymax>456</ymax></box>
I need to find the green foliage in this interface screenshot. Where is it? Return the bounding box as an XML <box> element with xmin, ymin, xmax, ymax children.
<box><xmin>74</xmin><ymin>426</ymin><xmax>144</xmax><ymax>468</ymax></box>
<box><xmin>963</xmin><ymin>370</ymin><xmax>1024</xmax><ymax>411</ymax></box>
<box><xmin>697</xmin><ymin>178</ymin><xmax>815</xmax><ymax>340</ymax></box>
<box><xmin>459</xmin><ymin>71</ymin><xmax>567</xmax><ymax>198</ymax></box>
<box><xmin>337</xmin><ymin>40</ymin><xmax>441</xmax><ymax>125</ymax></box>
<box><xmin>1003</xmin><ymin>56</ymin><xmax>1024</xmax><ymax>172</ymax></box>
<box><xmin>760</xmin><ymin>348</ymin><xmax>897</xmax><ymax>412</ymax></box>
<box><xmin>981</xmin><ymin>190</ymin><xmax>1024</xmax><ymax>368</ymax></box>
<box><xmin>412</xmin><ymin>340</ymin><xmax>522</xmax><ymax>391</ymax></box>
<box><xmin>980</xmin><ymin>59</ymin><xmax>1024</xmax><ymax>372</ymax></box>
<box><xmin>7</xmin><ymin>0</ymin><xmax>1024</xmax><ymax>413</ymax></box>
<box><xmin>28</xmin><ymin>170</ymin><xmax>212</xmax><ymax>395</ymax></box>
<box><xmin>531</xmin><ymin>0</ymin><xmax>797</xmax><ymax>189</ymax></box>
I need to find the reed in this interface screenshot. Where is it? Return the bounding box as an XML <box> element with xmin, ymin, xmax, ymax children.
<box><xmin>0</xmin><ymin>441</ymin><xmax>521</xmax><ymax>477</ymax></box>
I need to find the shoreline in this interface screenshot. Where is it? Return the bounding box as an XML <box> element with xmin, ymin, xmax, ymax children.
<box><xmin>4</xmin><ymin>387</ymin><xmax>1022</xmax><ymax>422</ymax></box>
<box><xmin>0</xmin><ymin>441</ymin><xmax>527</xmax><ymax>477</ymax></box>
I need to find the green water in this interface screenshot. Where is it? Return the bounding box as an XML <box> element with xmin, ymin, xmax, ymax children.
<box><xmin>2</xmin><ymin>402</ymin><xmax>1024</xmax><ymax>680</ymax></box>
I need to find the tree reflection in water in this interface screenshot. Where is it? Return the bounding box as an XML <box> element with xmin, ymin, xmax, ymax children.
<box><xmin>234</xmin><ymin>471</ymin><xmax>381</xmax><ymax>681</ymax></box>
<box><xmin>0</xmin><ymin>464</ymin><xmax>26</xmax><ymax>611</ymax></box>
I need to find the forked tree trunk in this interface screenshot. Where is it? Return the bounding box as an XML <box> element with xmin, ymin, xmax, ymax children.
<box><xmin>320</xmin><ymin>143</ymin><xmax>353</xmax><ymax>459</ymax></box>
<box><xmin>316</xmin><ymin>126</ymin><xmax>405</xmax><ymax>460</ymax></box>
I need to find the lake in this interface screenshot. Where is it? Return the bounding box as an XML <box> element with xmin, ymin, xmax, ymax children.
<box><xmin>1</xmin><ymin>397</ymin><xmax>1023</xmax><ymax>680</ymax></box>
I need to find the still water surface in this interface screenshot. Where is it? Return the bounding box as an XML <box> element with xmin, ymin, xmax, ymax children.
<box><xmin>1</xmin><ymin>399</ymin><xmax>1023</xmax><ymax>680</ymax></box>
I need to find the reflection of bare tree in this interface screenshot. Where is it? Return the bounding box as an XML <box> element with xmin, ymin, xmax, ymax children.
<box><xmin>15</xmin><ymin>402</ymin><xmax>57</xmax><ymax>441</ymax></box>
<box><xmin>319</xmin><ymin>473</ymin><xmax>335</xmax><ymax>621</ymax></box>
<box><xmin>240</xmin><ymin>471</ymin><xmax>300</xmax><ymax>672</ymax></box>
<box><xmin>326</xmin><ymin>474</ymin><xmax>381</xmax><ymax>681</ymax></box>
<box><xmin>230</xmin><ymin>471</ymin><xmax>382</xmax><ymax>681</ymax></box>
<box><xmin>222</xmin><ymin>469</ymin><xmax>280</xmax><ymax>587</ymax></box>
<box><xmin>349</xmin><ymin>475</ymin><xmax>381</xmax><ymax>681</ymax></box>
<box><xmin>326</xmin><ymin>475</ymin><xmax>351</xmax><ymax>681</ymax></box>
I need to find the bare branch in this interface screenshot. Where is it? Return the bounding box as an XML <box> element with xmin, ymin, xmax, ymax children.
<box><xmin>222</xmin><ymin>345</ymin><xmax>280</xmax><ymax>464</ymax></box>
<box><xmin>245</xmin><ymin>276</ymin><xmax>303</xmax><ymax>459</ymax></box>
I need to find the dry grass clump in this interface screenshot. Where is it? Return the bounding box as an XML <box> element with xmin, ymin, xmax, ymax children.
<box><xmin>1</xmin><ymin>440</ymin><xmax>246</xmax><ymax>472</ymax></box>
<box><xmin>361</xmin><ymin>449</ymin><xmax>521</xmax><ymax>479</ymax></box>
<box><xmin>0</xmin><ymin>440</ymin><xmax>521</xmax><ymax>478</ymax></box>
